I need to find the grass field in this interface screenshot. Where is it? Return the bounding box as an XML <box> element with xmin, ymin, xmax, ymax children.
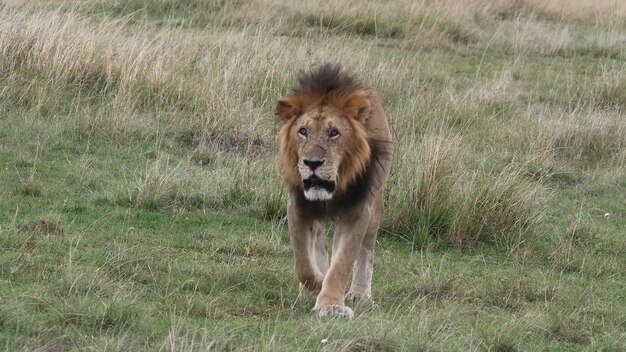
<box><xmin>1</xmin><ymin>0</ymin><xmax>625</xmax><ymax>350</ymax></box>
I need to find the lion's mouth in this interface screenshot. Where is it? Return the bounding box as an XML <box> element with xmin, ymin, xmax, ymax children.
<box><xmin>302</xmin><ymin>175</ymin><xmax>336</xmax><ymax>194</ymax></box>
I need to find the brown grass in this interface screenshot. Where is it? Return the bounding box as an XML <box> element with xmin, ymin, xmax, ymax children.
<box><xmin>2</xmin><ymin>0</ymin><xmax>623</xmax><ymax>249</ymax></box>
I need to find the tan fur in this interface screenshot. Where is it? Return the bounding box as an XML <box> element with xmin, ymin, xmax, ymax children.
<box><xmin>276</xmin><ymin>64</ymin><xmax>394</xmax><ymax>318</ymax></box>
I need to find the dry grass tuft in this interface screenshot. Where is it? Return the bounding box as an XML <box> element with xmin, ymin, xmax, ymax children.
<box><xmin>593</xmin><ymin>69</ymin><xmax>626</xmax><ymax>110</ymax></box>
<box><xmin>17</xmin><ymin>178</ymin><xmax>43</xmax><ymax>197</ymax></box>
<box><xmin>130</xmin><ymin>156</ymin><xmax>187</xmax><ymax>209</ymax></box>
<box><xmin>430</xmin><ymin>0</ymin><xmax>626</xmax><ymax>23</ymax></box>
<box><xmin>111</xmin><ymin>155</ymin><xmax>229</xmax><ymax>211</ymax></box>
<box><xmin>451</xmin><ymin>165</ymin><xmax>546</xmax><ymax>249</ymax></box>
<box><xmin>386</xmin><ymin>132</ymin><xmax>546</xmax><ymax>249</ymax></box>
<box><xmin>34</xmin><ymin>217</ymin><xmax>64</xmax><ymax>236</ymax></box>
<box><xmin>549</xmin><ymin>112</ymin><xmax>626</xmax><ymax>167</ymax></box>
<box><xmin>385</xmin><ymin>133</ymin><xmax>463</xmax><ymax>245</ymax></box>
<box><xmin>0</xmin><ymin>9</ymin><xmax>208</xmax><ymax>116</ymax></box>
<box><xmin>444</xmin><ymin>71</ymin><xmax>518</xmax><ymax>110</ymax></box>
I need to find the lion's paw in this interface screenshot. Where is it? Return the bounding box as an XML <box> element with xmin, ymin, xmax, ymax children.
<box><xmin>313</xmin><ymin>304</ymin><xmax>354</xmax><ymax>319</ymax></box>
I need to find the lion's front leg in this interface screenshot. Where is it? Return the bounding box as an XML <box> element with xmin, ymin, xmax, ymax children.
<box><xmin>288</xmin><ymin>202</ymin><xmax>325</xmax><ymax>297</ymax></box>
<box><xmin>297</xmin><ymin>221</ymin><xmax>328</xmax><ymax>301</ymax></box>
<box><xmin>348</xmin><ymin>192</ymin><xmax>384</xmax><ymax>302</ymax></box>
<box><xmin>314</xmin><ymin>206</ymin><xmax>372</xmax><ymax>318</ymax></box>
<box><xmin>314</xmin><ymin>224</ymin><xmax>329</xmax><ymax>275</ymax></box>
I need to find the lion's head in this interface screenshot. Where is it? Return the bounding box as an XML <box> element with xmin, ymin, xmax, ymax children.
<box><xmin>276</xmin><ymin>64</ymin><xmax>372</xmax><ymax>201</ymax></box>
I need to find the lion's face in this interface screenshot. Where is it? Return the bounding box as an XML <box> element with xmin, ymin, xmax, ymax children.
<box><xmin>277</xmin><ymin>90</ymin><xmax>372</xmax><ymax>201</ymax></box>
<box><xmin>290</xmin><ymin>106</ymin><xmax>354</xmax><ymax>201</ymax></box>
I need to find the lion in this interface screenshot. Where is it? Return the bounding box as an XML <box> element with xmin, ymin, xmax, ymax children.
<box><xmin>276</xmin><ymin>63</ymin><xmax>394</xmax><ymax>318</ymax></box>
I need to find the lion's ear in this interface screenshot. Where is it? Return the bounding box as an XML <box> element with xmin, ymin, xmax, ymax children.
<box><xmin>276</xmin><ymin>97</ymin><xmax>301</xmax><ymax>121</ymax></box>
<box><xmin>343</xmin><ymin>90</ymin><xmax>371</xmax><ymax>122</ymax></box>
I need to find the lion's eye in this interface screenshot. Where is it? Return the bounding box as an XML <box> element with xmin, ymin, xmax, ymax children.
<box><xmin>328</xmin><ymin>129</ymin><xmax>340</xmax><ymax>139</ymax></box>
<box><xmin>298</xmin><ymin>128</ymin><xmax>307</xmax><ymax>138</ymax></box>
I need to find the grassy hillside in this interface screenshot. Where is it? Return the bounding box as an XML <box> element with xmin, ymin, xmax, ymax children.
<box><xmin>1</xmin><ymin>0</ymin><xmax>625</xmax><ymax>350</ymax></box>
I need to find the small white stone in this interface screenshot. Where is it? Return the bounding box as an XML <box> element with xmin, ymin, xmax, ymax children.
<box><xmin>321</xmin><ymin>338</ymin><xmax>329</xmax><ymax>344</ymax></box>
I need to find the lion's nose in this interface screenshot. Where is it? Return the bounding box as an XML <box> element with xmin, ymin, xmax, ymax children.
<box><xmin>303</xmin><ymin>158</ymin><xmax>325</xmax><ymax>170</ymax></box>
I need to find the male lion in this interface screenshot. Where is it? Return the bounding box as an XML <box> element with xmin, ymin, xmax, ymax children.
<box><xmin>276</xmin><ymin>63</ymin><xmax>394</xmax><ymax>318</ymax></box>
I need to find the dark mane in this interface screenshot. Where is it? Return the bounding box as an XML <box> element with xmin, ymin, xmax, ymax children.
<box><xmin>291</xmin><ymin>139</ymin><xmax>394</xmax><ymax>219</ymax></box>
<box><xmin>293</xmin><ymin>63</ymin><xmax>364</xmax><ymax>98</ymax></box>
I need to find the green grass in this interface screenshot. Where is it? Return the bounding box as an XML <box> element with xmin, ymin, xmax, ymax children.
<box><xmin>1</xmin><ymin>0</ymin><xmax>626</xmax><ymax>350</ymax></box>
